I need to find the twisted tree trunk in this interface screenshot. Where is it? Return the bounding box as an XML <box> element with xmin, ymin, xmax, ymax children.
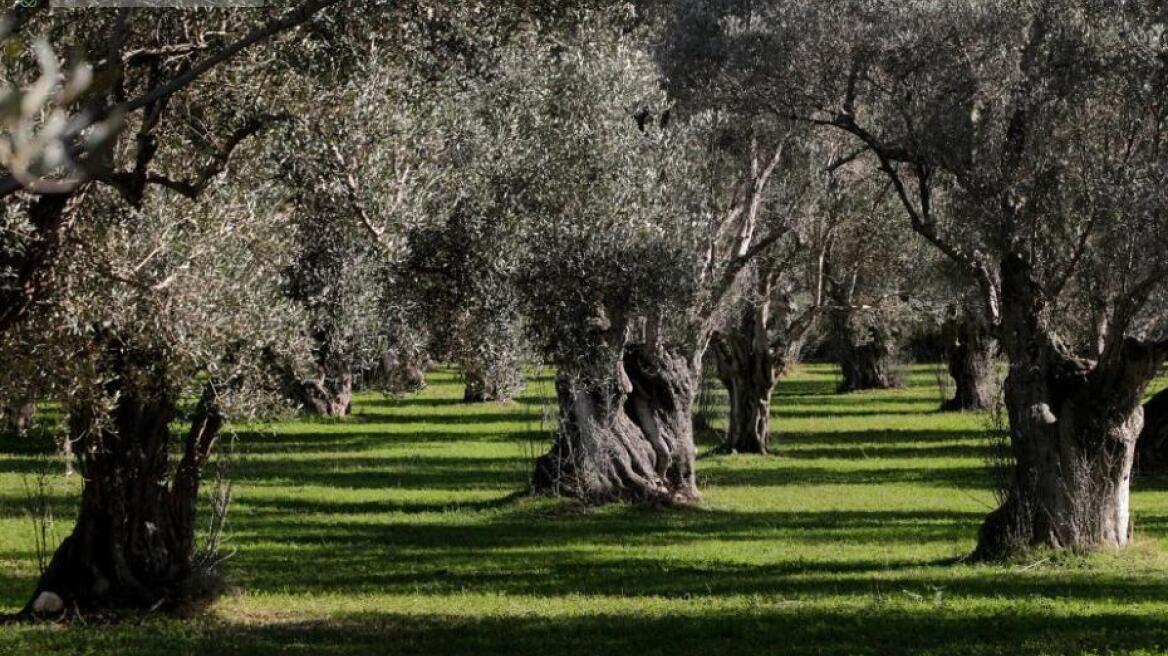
<box><xmin>379</xmin><ymin>351</ymin><xmax>427</xmax><ymax>393</ymax></box>
<box><xmin>302</xmin><ymin>361</ymin><xmax>352</xmax><ymax>417</ymax></box>
<box><xmin>23</xmin><ymin>383</ymin><xmax>224</xmax><ymax>616</ymax></box>
<box><xmin>712</xmin><ymin>306</ymin><xmax>777</xmax><ymax>455</ymax></box>
<box><xmin>1</xmin><ymin>399</ymin><xmax>36</xmax><ymax>436</ymax></box>
<box><xmin>972</xmin><ymin>259</ymin><xmax>1161</xmax><ymax>560</ymax></box>
<box><xmin>1136</xmin><ymin>388</ymin><xmax>1168</xmax><ymax>473</ymax></box>
<box><xmin>832</xmin><ymin>308</ymin><xmax>901</xmax><ymax>392</ymax></box>
<box><xmin>532</xmin><ymin>344</ymin><xmax>698</xmax><ymax>503</ymax></box>
<box><xmin>941</xmin><ymin>314</ymin><xmax>995</xmax><ymax>412</ymax></box>
<box><xmin>460</xmin><ymin>362</ymin><xmax>521</xmax><ymax>403</ymax></box>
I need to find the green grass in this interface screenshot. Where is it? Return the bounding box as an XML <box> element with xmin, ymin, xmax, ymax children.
<box><xmin>3</xmin><ymin>365</ymin><xmax>1168</xmax><ymax>655</ymax></box>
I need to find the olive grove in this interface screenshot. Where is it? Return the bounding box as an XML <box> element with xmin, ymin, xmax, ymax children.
<box><xmin>2</xmin><ymin>0</ymin><xmax>1167</xmax><ymax>628</ymax></box>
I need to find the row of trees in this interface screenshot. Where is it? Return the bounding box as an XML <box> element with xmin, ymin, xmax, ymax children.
<box><xmin>0</xmin><ymin>0</ymin><xmax>1165</xmax><ymax>618</ymax></box>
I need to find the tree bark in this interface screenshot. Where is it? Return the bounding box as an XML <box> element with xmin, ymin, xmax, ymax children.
<box><xmin>462</xmin><ymin>371</ymin><xmax>509</xmax><ymax>403</ymax></box>
<box><xmin>377</xmin><ymin>351</ymin><xmax>427</xmax><ymax>393</ymax></box>
<box><xmin>23</xmin><ymin>383</ymin><xmax>224</xmax><ymax>616</ymax></box>
<box><xmin>0</xmin><ymin>195</ymin><xmax>72</xmax><ymax>337</ymax></box>
<box><xmin>712</xmin><ymin>306</ymin><xmax>777</xmax><ymax>455</ymax></box>
<box><xmin>941</xmin><ymin>314</ymin><xmax>996</xmax><ymax>412</ymax></box>
<box><xmin>460</xmin><ymin>363</ymin><xmax>521</xmax><ymax>403</ymax></box>
<box><xmin>1136</xmin><ymin>388</ymin><xmax>1168</xmax><ymax>473</ymax></box>
<box><xmin>1</xmin><ymin>399</ymin><xmax>36</xmax><ymax>436</ymax></box>
<box><xmin>302</xmin><ymin>361</ymin><xmax>353</xmax><ymax>418</ymax></box>
<box><xmin>532</xmin><ymin>345</ymin><xmax>698</xmax><ymax>503</ymax></box>
<box><xmin>972</xmin><ymin>258</ymin><xmax>1161</xmax><ymax>560</ymax></box>
<box><xmin>831</xmin><ymin>308</ymin><xmax>902</xmax><ymax>392</ymax></box>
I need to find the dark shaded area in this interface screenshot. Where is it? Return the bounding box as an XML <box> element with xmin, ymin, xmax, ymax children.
<box><xmin>7</xmin><ymin>604</ymin><xmax>1168</xmax><ymax>656</ymax></box>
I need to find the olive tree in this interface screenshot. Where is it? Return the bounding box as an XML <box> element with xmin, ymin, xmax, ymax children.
<box><xmin>0</xmin><ymin>2</ymin><xmax>346</xmax><ymax>337</ymax></box>
<box><xmin>274</xmin><ymin>67</ymin><xmax>448</xmax><ymax>416</ymax></box>
<box><xmin>698</xmin><ymin>0</ymin><xmax>1168</xmax><ymax>557</ymax></box>
<box><xmin>2</xmin><ymin>170</ymin><xmax>307</xmax><ymax>616</ymax></box>
<box><xmin>705</xmin><ymin>149</ymin><xmax>845</xmax><ymax>454</ymax></box>
<box><xmin>453</xmin><ymin>12</ymin><xmax>821</xmax><ymax>499</ymax></box>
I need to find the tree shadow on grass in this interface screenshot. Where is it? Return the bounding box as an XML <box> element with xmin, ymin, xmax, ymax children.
<box><xmin>778</xmin><ymin>444</ymin><xmax>992</xmax><ymax>460</ymax></box>
<box><xmin>8</xmin><ymin>607</ymin><xmax>1168</xmax><ymax>656</ymax></box>
<box><xmin>220</xmin><ymin>504</ymin><xmax>1001</xmax><ymax>598</ymax></box>
<box><xmin>699</xmin><ymin>464</ymin><xmax>993</xmax><ymax>489</ymax></box>
<box><xmin>232</xmin><ymin>455</ymin><xmax>529</xmax><ymax>491</ymax></box>
<box><xmin>777</xmin><ymin>428</ymin><xmax>985</xmax><ymax>447</ymax></box>
<box><xmin>9</xmin><ymin>608</ymin><xmax>1161</xmax><ymax>656</ymax></box>
<box><xmin>235</xmin><ymin>428</ymin><xmax>549</xmax><ymax>454</ymax></box>
<box><xmin>0</xmin><ymin>572</ymin><xmax>34</xmax><ymax>612</ymax></box>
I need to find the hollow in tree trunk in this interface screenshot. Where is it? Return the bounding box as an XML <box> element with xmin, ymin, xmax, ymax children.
<box><xmin>1136</xmin><ymin>387</ymin><xmax>1168</xmax><ymax>473</ymax></box>
<box><xmin>940</xmin><ymin>314</ymin><xmax>996</xmax><ymax>412</ymax></box>
<box><xmin>532</xmin><ymin>344</ymin><xmax>698</xmax><ymax>503</ymax></box>
<box><xmin>23</xmin><ymin>383</ymin><xmax>224</xmax><ymax>616</ymax></box>
<box><xmin>712</xmin><ymin>308</ymin><xmax>777</xmax><ymax>455</ymax></box>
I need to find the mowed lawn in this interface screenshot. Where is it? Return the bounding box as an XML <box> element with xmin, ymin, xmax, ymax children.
<box><xmin>3</xmin><ymin>365</ymin><xmax>1168</xmax><ymax>655</ymax></box>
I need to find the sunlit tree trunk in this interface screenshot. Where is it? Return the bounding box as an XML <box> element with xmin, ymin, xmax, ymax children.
<box><xmin>973</xmin><ymin>259</ymin><xmax>1160</xmax><ymax>560</ymax></box>
<box><xmin>941</xmin><ymin>313</ymin><xmax>996</xmax><ymax>412</ymax></box>
<box><xmin>1</xmin><ymin>399</ymin><xmax>36</xmax><ymax>436</ymax></box>
<box><xmin>302</xmin><ymin>360</ymin><xmax>353</xmax><ymax>418</ymax></box>
<box><xmin>533</xmin><ymin>341</ymin><xmax>698</xmax><ymax>503</ymax></box>
<box><xmin>712</xmin><ymin>305</ymin><xmax>777</xmax><ymax>455</ymax></box>
<box><xmin>831</xmin><ymin>307</ymin><xmax>901</xmax><ymax>392</ymax></box>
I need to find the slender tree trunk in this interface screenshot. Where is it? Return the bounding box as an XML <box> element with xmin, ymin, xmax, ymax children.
<box><xmin>832</xmin><ymin>308</ymin><xmax>901</xmax><ymax>392</ymax></box>
<box><xmin>532</xmin><ymin>344</ymin><xmax>698</xmax><ymax>503</ymax></box>
<box><xmin>23</xmin><ymin>384</ymin><xmax>224</xmax><ymax>616</ymax></box>
<box><xmin>302</xmin><ymin>361</ymin><xmax>352</xmax><ymax>417</ymax></box>
<box><xmin>941</xmin><ymin>314</ymin><xmax>996</xmax><ymax>412</ymax></box>
<box><xmin>712</xmin><ymin>306</ymin><xmax>777</xmax><ymax>455</ymax></box>
<box><xmin>972</xmin><ymin>259</ymin><xmax>1161</xmax><ymax>560</ymax></box>
<box><xmin>1136</xmin><ymin>388</ymin><xmax>1168</xmax><ymax>473</ymax></box>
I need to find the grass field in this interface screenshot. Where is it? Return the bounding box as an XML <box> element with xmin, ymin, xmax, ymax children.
<box><xmin>2</xmin><ymin>365</ymin><xmax>1168</xmax><ymax>655</ymax></box>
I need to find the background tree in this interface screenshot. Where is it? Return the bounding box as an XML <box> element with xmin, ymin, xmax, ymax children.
<box><xmin>1138</xmin><ymin>385</ymin><xmax>1168</xmax><ymax>472</ymax></box>
<box><xmin>707</xmin><ymin>148</ymin><xmax>844</xmax><ymax>454</ymax></box>
<box><xmin>404</xmin><ymin>204</ymin><xmax>527</xmax><ymax>404</ymax></box>
<box><xmin>820</xmin><ymin>187</ymin><xmax>921</xmax><ymax>393</ymax></box>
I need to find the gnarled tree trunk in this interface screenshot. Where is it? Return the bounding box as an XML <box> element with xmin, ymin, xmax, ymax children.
<box><xmin>532</xmin><ymin>345</ymin><xmax>698</xmax><ymax>503</ymax></box>
<box><xmin>460</xmin><ymin>361</ymin><xmax>522</xmax><ymax>404</ymax></box>
<box><xmin>23</xmin><ymin>384</ymin><xmax>224</xmax><ymax>616</ymax></box>
<box><xmin>712</xmin><ymin>307</ymin><xmax>777</xmax><ymax>455</ymax></box>
<box><xmin>1</xmin><ymin>399</ymin><xmax>36</xmax><ymax>436</ymax></box>
<box><xmin>832</xmin><ymin>308</ymin><xmax>901</xmax><ymax>392</ymax></box>
<box><xmin>972</xmin><ymin>260</ymin><xmax>1161</xmax><ymax>560</ymax></box>
<box><xmin>302</xmin><ymin>361</ymin><xmax>353</xmax><ymax>417</ymax></box>
<box><xmin>941</xmin><ymin>314</ymin><xmax>996</xmax><ymax>412</ymax></box>
<box><xmin>1136</xmin><ymin>388</ymin><xmax>1168</xmax><ymax>473</ymax></box>
<box><xmin>378</xmin><ymin>351</ymin><xmax>427</xmax><ymax>393</ymax></box>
